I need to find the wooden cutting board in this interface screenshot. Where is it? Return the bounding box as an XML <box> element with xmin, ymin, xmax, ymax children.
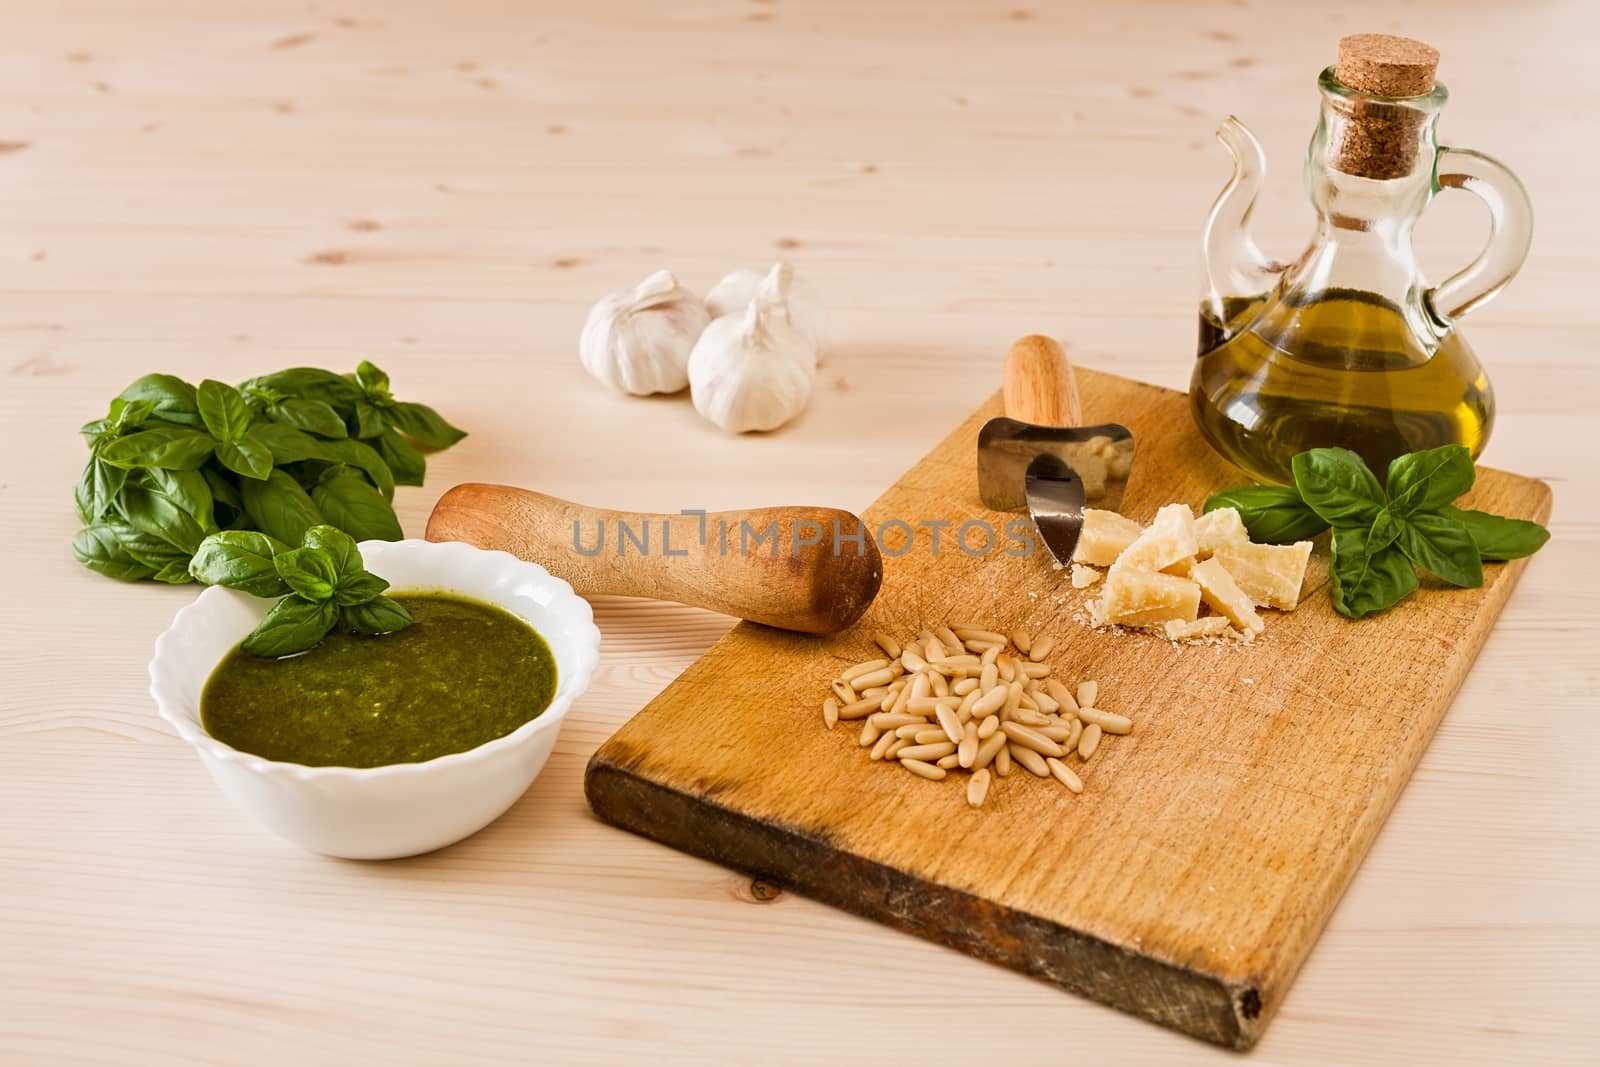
<box><xmin>583</xmin><ymin>368</ymin><xmax>1551</xmax><ymax>1049</ymax></box>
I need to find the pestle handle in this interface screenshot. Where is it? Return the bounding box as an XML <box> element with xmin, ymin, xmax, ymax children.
<box><xmin>426</xmin><ymin>484</ymin><xmax>883</xmax><ymax>634</ymax></box>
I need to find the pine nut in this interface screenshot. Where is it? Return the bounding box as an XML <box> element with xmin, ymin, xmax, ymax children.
<box><xmin>1010</xmin><ymin>630</ymin><xmax>1033</xmax><ymax>655</ymax></box>
<box><xmin>838</xmin><ymin>697</ymin><xmax>880</xmax><ymax>720</ymax></box>
<box><xmin>909</xmin><ymin>673</ymin><xmax>931</xmax><ymax>701</ymax></box>
<box><xmin>977</xmin><ymin>714</ymin><xmax>1000</xmax><ymax>740</ymax></box>
<box><xmin>1077</xmin><ymin>680</ymin><xmax>1099</xmax><ymax>709</ymax></box>
<box><xmin>994</xmin><ymin>743</ymin><xmax>1012</xmax><ymax>777</ymax></box>
<box><xmin>1079</xmin><ymin>722</ymin><xmax>1102</xmax><ymax>760</ymax></box>
<box><xmin>935</xmin><ymin>626</ymin><xmax>963</xmax><ymax>654</ymax></box>
<box><xmin>973</xmin><ymin>730</ymin><xmax>1007</xmax><ymax>770</ymax></box>
<box><xmin>859</xmin><ymin>720</ymin><xmax>881</xmax><ymax>747</ymax></box>
<box><xmin>1018</xmin><ymin>662</ymin><xmax>1051</xmax><ymax>679</ymax></box>
<box><xmin>997</xmin><ymin>654</ymin><xmax>1016</xmax><ymax>683</ymax></box>
<box><xmin>884</xmin><ymin>737</ymin><xmax>908</xmax><ymax>759</ymax></box>
<box><xmin>902</xmin><ymin>650</ymin><xmax>930</xmax><ymax>673</ymax></box>
<box><xmin>895</xmin><ymin>724</ymin><xmax>925</xmax><ymax>739</ymax></box>
<box><xmin>842</xmin><ymin>658</ymin><xmax>890</xmax><ymax>682</ymax></box>
<box><xmin>1037</xmin><ymin>724</ymin><xmax>1074</xmax><ymax>742</ymax></box>
<box><xmin>851</xmin><ymin>667</ymin><xmax>896</xmax><ymax>690</ymax></box>
<box><xmin>1003</xmin><ymin>681</ymin><xmax>1024</xmax><ymax>718</ymax></box>
<box><xmin>1046</xmin><ymin>757</ymin><xmax>1083</xmax><ymax>793</ymax></box>
<box><xmin>871</xmin><ymin>711</ymin><xmax>927</xmax><ymax>730</ymax></box>
<box><xmin>1009</xmin><ymin>743</ymin><xmax>1049</xmax><ymax>777</ymax></box>
<box><xmin>952</xmin><ymin>677</ymin><xmax>978</xmax><ymax>696</ymax></box>
<box><xmin>901</xmin><ymin>759</ymin><xmax>946</xmax><ymax>781</ymax></box>
<box><xmin>1076</xmin><ymin>706</ymin><xmax>1132</xmax><ymax>734</ymax></box>
<box><xmin>831</xmin><ymin>679</ymin><xmax>856</xmax><ymax>705</ymax></box>
<box><xmin>1028</xmin><ymin>635</ymin><xmax>1056</xmax><ymax>662</ymax></box>
<box><xmin>936</xmin><ymin>753</ymin><xmax>960</xmax><ymax>769</ymax></box>
<box><xmin>1000</xmin><ymin>721</ymin><xmax>1065</xmax><ymax>758</ymax></box>
<box><xmin>967</xmin><ymin>768</ymin><xmax>991</xmax><ymax>808</ymax></box>
<box><xmin>923</xmin><ymin>636</ymin><xmax>946</xmax><ymax>661</ymax></box>
<box><xmin>1046</xmin><ymin>677</ymin><xmax>1079</xmax><ymax>713</ymax></box>
<box><xmin>823</xmin><ymin>698</ymin><xmax>839</xmax><ymax>729</ymax></box>
<box><xmin>870</xmin><ymin>731</ymin><xmax>897</xmax><ymax>760</ymax></box>
<box><xmin>953</xmin><ymin>628</ymin><xmax>1008</xmax><ymax>645</ymax></box>
<box><xmin>971</xmin><ymin>687</ymin><xmax>1008</xmax><ymax>718</ymax></box>
<box><xmin>930</xmin><ymin>670</ymin><xmax>950</xmax><ymax>697</ymax></box>
<box><xmin>914</xmin><ymin>728</ymin><xmax>947</xmax><ymax>745</ymax></box>
<box><xmin>964</xmin><ymin>639</ymin><xmax>1003</xmax><ymax>654</ymax></box>
<box><xmin>979</xmin><ymin>662</ymin><xmax>998</xmax><ymax>692</ymax></box>
<box><xmin>907</xmin><ymin>696</ymin><xmax>960</xmax><ymax>714</ymax></box>
<box><xmin>959</xmin><ymin>722</ymin><xmax>979</xmax><ymax>768</ymax></box>
<box><xmin>873</xmin><ymin>632</ymin><xmax>901</xmax><ymax>659</ymax></box>
<box><xmin>1032</xmin><ymin>687</ymin><xmax>1060</xmax><ymax>713</ymax></box>
<box><xmin>935</xmin><ymin>705</ymin><xmax>964</xmax><ymax>745</ymax></box>
<box><xmin>1064</xmin><ymin>718</ymin><xmax>1083</xmax><ymax>751</ymax></box>
<box><xmin>898</xmin><ymin>741</ymin><xmax>956</xmax><ymax>761</ymax></box>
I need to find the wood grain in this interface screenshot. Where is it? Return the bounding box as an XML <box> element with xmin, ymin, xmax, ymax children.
<box><xmin>586</xmin><ymin>369</ymin><xmax>1551</xmax><ymax>1048</ymax></box>
<box><xmin>1</xmin><ymin>1</ymin><xmax>1596</xmax><ymax>1064</ymax></box>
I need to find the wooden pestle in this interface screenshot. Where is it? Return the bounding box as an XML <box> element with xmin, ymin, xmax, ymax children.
<box><xmin>426</xmin><ymin>484</ymin><xmax>883</xmax><ymax>634</ymax></box>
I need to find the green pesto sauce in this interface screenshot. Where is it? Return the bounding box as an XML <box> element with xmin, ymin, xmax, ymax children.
<box><xmin>201</xmin><ymin>593</ymin><xmax>557</xmax><ymax>768</ymax></box>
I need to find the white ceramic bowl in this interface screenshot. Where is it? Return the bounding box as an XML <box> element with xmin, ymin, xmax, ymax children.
<box><xmin>150</xmin><ymin>539</ymin><xmax>600</xmax><ymax>860</ymax></box>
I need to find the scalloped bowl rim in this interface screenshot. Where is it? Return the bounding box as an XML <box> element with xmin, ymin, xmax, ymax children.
<box><xmin>149</xmin><ymin>539</ymin><xmax>601</xmax><ymax>782</ymax></box>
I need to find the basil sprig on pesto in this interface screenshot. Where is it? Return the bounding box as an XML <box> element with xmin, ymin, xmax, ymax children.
<box><xmin>71</xmin><ymin>362</ymin><xmax>464</xmax><ymax>585</ymax></box>
<box><xmin>191</xmin><ymin>525</ymin><xmax>412</xmax><ymax>657</ymax></box>
<box><xmin>1206</xmin><ymin>445</ymin><xmax>1549</xmax><ymax>619</ymax></box>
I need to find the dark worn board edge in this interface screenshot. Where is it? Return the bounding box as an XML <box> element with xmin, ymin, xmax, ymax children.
<box><xmin>584</xmin><ymin>752</ymin><xmax>1258</xmax><ymax>1048</ymax></box>
<box><xmin>582</xmin><ymin>370</ymin><xmax>1551</xmax><ymax>1050</ymax></box>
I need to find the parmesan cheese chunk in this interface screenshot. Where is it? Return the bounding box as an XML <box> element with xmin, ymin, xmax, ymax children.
<box><xmin>1191</xmin><ymin>557</ymin><xmax>1265</xmax><ymax>635</ymax></box>
<box><xmin>1073</xmin><ymin>509</ymin><xmax>1144</xmax><ymax>566</ymax></box>
<box><xmin>1195</xmin><ymin>507</ymin><xmax>1250</xmax><ymax>558</ymax></box>
<box><xmin>1162</xmin><ymin>616</ymin><xmax>1235</xmax><ymax>641</ymax></box>
<box><xmin>1097</xmin><ymin>564</ymin><xmax>1202</xmax><ymax>627</ymax></box>
<box><xmin>1116</xmin><ymin>503</ymin><xmax>1199</xmax><ymax>572</ymax></box>
<box><xmin>1069</xmin><ymin>564</ymin><xmax>1102</xmax><ymax>588</ymax></box>
<box><xmin>1212</xmin><ymin>541</ymin><xmax>1314</xmax><ymax>610</ymax></box>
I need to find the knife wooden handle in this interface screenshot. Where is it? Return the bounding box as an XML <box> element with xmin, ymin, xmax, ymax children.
<box><xmin>426</xmin><ymin>483</ymin><xmax>883</xmax><ymax>634</ymax></box>
<box><xmin>1003</xmin><ymin>335</ymin><xmax>1082</xmax><ymax>428</ymax></box>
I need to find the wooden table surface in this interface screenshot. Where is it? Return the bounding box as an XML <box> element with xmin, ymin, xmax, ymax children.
<box><xmin>2</xmin><ymin>2</ymin><xmax>1595</xmax><ymax>1063</ymax></box>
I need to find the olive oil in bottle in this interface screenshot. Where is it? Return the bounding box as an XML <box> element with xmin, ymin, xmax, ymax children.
<box><xmin>1191</xmin><ymin>35</ymin><xmax>1530</xmax><ymax>486</ymax></box>
<box><xmin>1189</xmin><ymin>291</ymin><xmax>1494</xmax><ymax>486</ymax></box>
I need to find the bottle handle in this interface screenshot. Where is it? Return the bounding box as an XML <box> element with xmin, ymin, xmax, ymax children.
<box><xmin>1426</xmin><ymin>147</ymin><xmax>1534</xmax><ymax>322</ymax></box>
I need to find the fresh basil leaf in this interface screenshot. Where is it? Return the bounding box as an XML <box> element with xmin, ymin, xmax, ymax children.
<box><xmin>311</xmin><ymin>469</ymin><xmax>404</xmax><ymax>542</ymax></box>
<box><xmin>270</xmin><ymin>397</ymin><xmax>348</xmax><ymax>439</ymax></box>
<box><xmin>241</xmin><ymin>368</ymin><xmax>364</xmax><ymax>408</ymax></box>
<box><xmin>1367</xmin><ymin>506</ymin><xmax>1404</xmax><ymax>554</ymax></box>
<box><xmin>114</xmin><ymin>398</ymin><xmax>157</xmax><ymax>430</ymax></box>
<box><xmin>374</xmin><ymin>428</ymin><xmax>425</xmax><ymax>486</ymax></box>
<box><xmin>1394</xmin><ymin>510</ymin><xmax>1484</xmax><ymax>588</ymax></box>
<box><xmin>189</xmin><ymin>531</ymin><xmax>291</xmax><ymax>596</ymax></box>
<box><xmin>333</xmin><ymin>570</ymin><xmax>389</xmax><ymax>607</ymax></box>
<box><xmin>354</xmin><ymin>360</ymin><xmax>391</xmax><ymax>397</ymax></box>
<box><xmin>240</xmin><ymin>470</ymin><xmax>323</xmax><ymax>546</ymax></box>
<box><xmin>302</xmin><ymin>524</ymin><xmax>363</xmax><ymax>578</ymax></box>
<box><xmin>340</xmin><ymin>595</ymin><xmax>412</xmax><ymax>636</ymax></box>
<box><xmin>71</xmin><ymin>525</ymin><xmax>158</xmax><ymax>582</ymax></box>
<box><xmin>1292</xmin><ymin>448</ymin><xmax>1387</xmax><ymax>528</ymax></box>
<box><xmin>117</xmin><ymin>374</ymin><xmax>203</xmax><ymax>428</ymax></box>
<box><xmin>197</xmin><ymin>380</ymin><xmax>253</xmax><ymax>443</ymax></box>
<box><xmin>202</xmin><ymin>465</ymin><xmax>242</xmax><ymax>509</ymax></box>
<box><xmin>1330</xmin><ymin>525</ymin><xmax>1419</xmax><ymax>619</ymax></box>
<box><xmin>241</xmin><ymin>597</ymin><xmax>338</xmax><ymax>658</ymax></box>
<box><xmin>319</xmin><ymin>437</ymin><xmax>395</xmax><ymax>500</ymax></box>
<box><xmin>273</xmin><ymin>547</ymin><xmax>339</xmax><ymax>601</ymax></box>
<box><xmin>143</xmin><ymin>468</ymin><xmax>217</xmax><ymax>534</ymax></box>
<box><xmin>74</xmin><ymin>457</ymin><xmax>129</xmax><ymax>524</ymax></box>
<box><xmin>214</xmin><ymin>437</ymin><xmax>274</xmax><ymax>481</ymax></box>
<box><xmin>116</xmin><ymin>484</ymin><xmax>206</xmax><ymax>554</ymax></box>
<box><xmin>1204</xmin><ymin>485</ymin><xmax>1328</xmax><ymax>544</ymax></box>
<box><xmin>389</xmin><ymin>401</ymin><xmax>467</xmax><ymax>450</ymax></box>
<box><xmin>245</xmin><ymin>421</ymin><xmax>333</xmax><ymax>465</ymax></box>
<box><xmin>99</xmin><ymin>426</ymin><xmax>215</xmax><ymax>471</ymax></box>
<box><xmin>1386</xmin><ymin>445</ymin><xmax>1475</xmax><ymax>517</ymax></box>
<box><xmin>352</xmin><ymin>400</ymin><xmax>389</xmax><ymax>439</ymax></box>
<box><xmin>151</xmin><ymin>559</ymin><xmax>195</xmax><ymax>584</ymax></box>
<box><xmin>1441</xmin><ymin>506</ymin><xmax>1551</xmax><ymax>561</ymax></box>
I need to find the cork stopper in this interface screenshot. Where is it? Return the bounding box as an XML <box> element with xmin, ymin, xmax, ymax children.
<box><xmin>1327</xmin><ymin>34</ymin><xmax>1440</xmax><ymax>181</ymax></box>
<box><xmin>1336</xmin><ymin>34</ymin><xmax>1439</xmax><ymax>98</ymax></box>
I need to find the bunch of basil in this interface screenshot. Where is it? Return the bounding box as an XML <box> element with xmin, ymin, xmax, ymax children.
<box><xmin>73</xmin><ymin>362</ymin><xmax>464</xmax><ymax>584</ymax></box>
<box><xmin>1206</xmin><ymin>445</ymin><xmax>1549</xmax><ymax>619</ymax></box>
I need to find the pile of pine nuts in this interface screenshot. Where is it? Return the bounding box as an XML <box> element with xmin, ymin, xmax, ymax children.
<box><xmin>821</xmin><ymin>624</ymin><xmax>1131</xmax><ymax>807</ymax></box>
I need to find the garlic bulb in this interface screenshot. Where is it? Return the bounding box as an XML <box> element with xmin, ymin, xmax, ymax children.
<box><xmin>580</xmin><ymin>269</ymin><xmax>711</xmax><ymax>395</ymax></box>
<box><xmin>705</xmin><ymin>262</ymin><xmax>825</xmax><ymax>361</ymax></box>
<box><xmin>688</xmin><ymin>294</ymin><xmax>817</xmax><ymax>434</ymax></box>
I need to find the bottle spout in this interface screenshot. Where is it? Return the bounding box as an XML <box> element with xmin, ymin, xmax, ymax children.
<box><xmin>1202</xmin><ymin>117</ymin><xmax>1286</xmax><ymax>323</ymax></box>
